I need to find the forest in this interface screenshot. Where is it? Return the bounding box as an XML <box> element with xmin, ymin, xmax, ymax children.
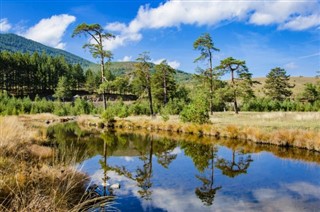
<box><xmin>0</xmin><ymin>31</ymin><xmax>320</xmax><ymax>124</ymax></box>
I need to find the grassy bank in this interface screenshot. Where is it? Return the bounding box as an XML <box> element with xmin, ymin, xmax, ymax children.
<box><xmin>98</xmin><ymin>112</ymin><xmax>320</xmax><ymax>151</ymax></box>
<box><xmin>0</xmin><ymin>115</ymin><xmax>98</xmax><ymax>211</ymax></box>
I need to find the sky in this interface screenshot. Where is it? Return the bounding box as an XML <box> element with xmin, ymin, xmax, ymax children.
<box><xmin>0</xmin><ymin>0</ymin><xmax>319</xmax><ymax>77</ymax></box>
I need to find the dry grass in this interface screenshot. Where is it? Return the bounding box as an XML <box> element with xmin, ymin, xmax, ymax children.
<box><xmin>0</xmin><ymin>116</ymin><xmax>32</xmax><ymax>150</ymax></box>
<box><xmin>0</xmin><ymin>115</ymin><xmax>105</xmax><ymax>211</ymax></box>
<box><xmin>114</xmin><ymin>128</ymin><xmax>320</xmax><ymax>164</ymax></box>
<box><xmin>210</xmin><ymin>112</ymin><xmax>320</xmax><ymax>130</ymax></box>
<box><xmin>105</xmin><ymin>112</ymin><xmax>320</xmax><ymax>151</ymax></box>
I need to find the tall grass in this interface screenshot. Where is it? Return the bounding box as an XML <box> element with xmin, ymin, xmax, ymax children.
<box><xmin>0</xmin><ymin>116</ymin><xmax>112</xmax><ymax>211</ymax></box>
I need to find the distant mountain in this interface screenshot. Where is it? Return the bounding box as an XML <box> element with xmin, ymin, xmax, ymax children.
<box><xmin>0</xmin><ymin>33</ymin><xmax>193</xmax><ymax>82</ymax></box>
<box><xmin>0</xmin><ymin>33</ymin><xmax>93</xmax><ymax>67</ymax></box>
<box><xmin>108</xmin><ymin>62</ymin><xmax>193</xmax><ymax>83</ymax></box>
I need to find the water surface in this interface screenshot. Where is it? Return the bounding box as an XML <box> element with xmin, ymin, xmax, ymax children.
<box><xmin>48</xmin><ymin>123</ymin><xmax>320</xmax><ymax>211</ymax></box>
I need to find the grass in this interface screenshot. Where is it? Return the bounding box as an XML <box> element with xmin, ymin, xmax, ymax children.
<box><xmin>93</xmin><ymin>112</ymin><xmax>320</xmax><ymax>151</ymax></box>
<box><xmin>0</xmin><ymin>116</ymin><xmax>111</xmax><ymax>211</ymax></box>
<box><xmin>114</xmin><ymin>128</ymin><xmax>320</xmax><ymax>164</ymax></box>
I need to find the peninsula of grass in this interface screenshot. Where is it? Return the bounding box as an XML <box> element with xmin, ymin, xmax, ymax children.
<box><xmin>95</xmin><ymin>112</ymin><xmax>320</xmax><ymax>152</ymax></box>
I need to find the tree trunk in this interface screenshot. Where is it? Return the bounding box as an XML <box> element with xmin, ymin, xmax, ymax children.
<box><xmin>163</xmin><ymin>71</ymin><xmax>167</xmax><ymax>104</ymax></box>
<box><xmin>231</xmin><ymin>70</ymin><xmax>238</xmax><ymax>114</ymax></box>
<box><xmin>100</xmin><ymin>36</ymin><xmax>107</xmax><ymax>110</ymax></box>
<box><xmin>147</xmin><ymin>85</ymin><xmax>154</xmax><ymax>115</ymax></box>
<box><xmin>209</xmin><ymin>51</ymin><xmax>213</xmax><ymax>115</ymax></box>
<box><xmin>146</xmin><ymin>72</ymin><xmax>154</xmax><ymax>116</ymax></box>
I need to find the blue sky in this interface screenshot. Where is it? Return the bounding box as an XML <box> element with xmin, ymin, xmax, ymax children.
<box><xmin>1</xmin><ymin>0</ymin><xmax>319</xmax><ymax>77</ymax></box>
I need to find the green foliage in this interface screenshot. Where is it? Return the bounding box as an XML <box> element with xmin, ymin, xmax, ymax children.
<box><xmin>134</xmin><ymin>52</ymin><xmax>154</xmax><ymax>115</ymax></box>
<box><xmin>264</xmin><ymin>67</ymin><xmax>294</xmax><ymax>101</ymax></box>
<box><xmin>0</xmin><ymin>51</ymin><xmax>85</xmax><ymax>96</ymax></box>
<box><xmin>101</xmin><ymin>100</ymin><xmax>129</xmax><ymax>121</ymax></box>
<box><xmin>85</xmin><ymin>69</ymin><xmax>99</xmax><ymax>93</ymax></box>
<box><xmin>0</xmin><ymin>92</ymin><xmax>99</xmax><ymax>116</ymax></box>
<box><xmin>128</xmin><ymin>100</ymin><xmax>152</xmax><ymax>115</ymax></box>
<box><xmin>160</xmin><ymin>107</ymin><xmax>170</xmax><ymax>122</ymax></box>
<box><xmin>241</xmin><ymin>97</ymin><xmax>320</xmax><ymax>112</ymax></box>
<box><xmin>0</xmin><ymin>33</ymin><xmax>93</xmax><ymax>67</ymax></box>
<box><xmin>152</xmin><ymin>60</ymin><xmax>177</xmax><ymax>105</ymax></box>
<box><xmin>180</xmin><ymin>92</ymin><xmax>209</xmax><ymax>124</ymax></box>
<box><xmin>298</xmin><ymin>82</ymin><xmax>320</xmax><ymax>103</ymax></box>
<box><xmin>53</xmin><ymin>76</ymin><xmax>71</xmax><ymax>101</ymax></box>
<box><xmin>193</xmin><ymin>33</ymin><xmax>220</xmax><ymax>114</ymax></box>
<box><xmin>216</xmin><ymin>57</ymin><xmax>255</xmax><ymax>113</ymax></box>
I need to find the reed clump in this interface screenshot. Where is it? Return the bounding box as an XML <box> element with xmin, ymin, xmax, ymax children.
<box><xmin>0</xmin><ymin>116</ymin><xmax>99</xmax><ymax>211</ymax></box>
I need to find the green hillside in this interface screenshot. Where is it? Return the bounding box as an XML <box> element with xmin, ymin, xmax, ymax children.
<box><xmin>94</xmin><ymin>61</ymin><xmax>193</xmax><ymax>83</ymax></box>
<box><xmin>0</xmin><ymin>33</ymin><xmax>93</xmax><ymax>68</ymax></box>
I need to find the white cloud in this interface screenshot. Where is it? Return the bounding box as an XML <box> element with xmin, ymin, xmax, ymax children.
<box><xmin>279</xmin><ymin>14</ymin><xmax>320</xmax><ymax>31</ymax></box>
<box><xmin>168</xmin><ymin>61</ymin><xmax>181</xmax><ymax>69</ymax></box>
<box><xmin>0</xmin><ymin>18</ymin><xmax>12</xmax><ymax>32</ymax></box>
<box><xmin>118</xmin><ymin>56</ymin><xmax>133</xmax><ymax>62</ymax></box>
<box><xmin>152</xmin><ymin>58</ymin><xmax>181</xmax><ymax>69</ymax></box>
<box><xmin>22</xmin><ymin>14</ymin><xmax>76</xmax><ymax>49</ymax></box>
<box><xmin>104</xmin><ymin>22</ymin><xmax>142</xmax><ymax>50</ymax></box>
<box><xmin>284</xmin><ymin>62</ymin><xmax>298</xmax><ymax>70</ymax></box>
<box><xmin>104</xmin><ymin>0</ymin><xmax>320</xmax><ymax>50</ymax></box>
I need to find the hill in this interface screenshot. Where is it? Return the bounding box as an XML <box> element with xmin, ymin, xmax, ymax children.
<box><xmin>253</xmin><ymin>76</ymin><xmax>319</xmax><ymax>98</ymax></box>
<box><xmin>93</xmin><ymin>61</ymin><xmax>193</xmax><ymax>83</ymax></box>
<box><xmin>0</xmin><ymin>33</ymin><xmax>93</xmax><ymax>68</ymax></box>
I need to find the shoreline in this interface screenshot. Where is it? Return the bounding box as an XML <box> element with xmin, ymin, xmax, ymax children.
<box><xmin>8</xmin><ymin>112</ymin><xmax>320</xmax><ymax>152</ymax></box>
<box><xmin>105</xmin><ymin>113</ymin><xmax>320</xmax><ymax>152</ymax></box>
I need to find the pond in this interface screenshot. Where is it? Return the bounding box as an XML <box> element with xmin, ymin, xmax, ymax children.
<box><xmin>48</xmin><ymin>123</ymin><xmax>320</xmax><ymax>211</ymax></box>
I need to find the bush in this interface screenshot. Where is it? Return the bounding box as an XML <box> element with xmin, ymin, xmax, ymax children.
<box><xmin>180</xmin><ymin>104</ymin><xmax>209</xmax><ymax>124</ymax></box>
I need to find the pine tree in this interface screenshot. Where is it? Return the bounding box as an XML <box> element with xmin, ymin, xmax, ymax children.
<box><xmin>152</xmin><ymin>60</ymin><xmax>176</xmax><ymax>105</ymax></box>
<box><xmin>53</xmin><ymin>76</ymin><xmax>71</xmax><ymax>101</ymax></box>
<box><xmin>264</xmin><ymin>67</ymin><xmax>294</xmax><ymax>101</ymax></box>
<box><xmin>72</xmin><ymin>23</ymin><xmax>114</xmax><ymax>110</ymax></box>
<box><xmin>134</xmin><ymin>52</ymin><xmax>154</xmax><ymax>115</ymax></box>
<box><xmin>193</xmin><ymin>33</ymin><xmax>220</xmax><ymax>115</ymax></box>
<box><xmin>216</xmin><ymin>57</ymin><xmax>255</xmax><ymax>114</ymax></box>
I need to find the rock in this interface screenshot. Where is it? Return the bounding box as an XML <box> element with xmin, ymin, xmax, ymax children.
<box><xmin>110</xmin><ymin>183</ymin><xmax>120</xmax><ymax>189</ymax></box>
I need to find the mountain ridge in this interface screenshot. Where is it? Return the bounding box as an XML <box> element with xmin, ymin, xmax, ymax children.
<box><xmin>0</xmin><ymin>33</ymin><xmax>93</xmax><ymax>67</ymax></box>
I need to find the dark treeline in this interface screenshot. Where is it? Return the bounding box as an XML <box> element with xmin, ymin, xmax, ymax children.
<box><xmin>0</xmin><ymin>51</ymin><xmax>85</xmax><ymax>97</ymax></box>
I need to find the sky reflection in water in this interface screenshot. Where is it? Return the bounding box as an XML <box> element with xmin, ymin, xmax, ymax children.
<box><xmin>76</xmin><ymin>133</ymin><xmax>320</xmax><ymax>212</ymax></box>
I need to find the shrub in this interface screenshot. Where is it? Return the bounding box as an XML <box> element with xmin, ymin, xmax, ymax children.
<box><xmin>180</xmin><ymin>104</ymin><xmax>209</xmax><ymax>124</ymax></box>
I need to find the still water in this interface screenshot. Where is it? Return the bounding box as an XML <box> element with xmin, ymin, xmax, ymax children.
<box><xmin>48</xmin><ymin>123</ymin><xmax>320</xmax><ymax>211</ymax></box>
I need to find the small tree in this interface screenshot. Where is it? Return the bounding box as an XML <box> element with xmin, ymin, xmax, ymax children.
<box><xmin>264</xmin><ymin>67</ymin><xmax>294</xmax><ymax>101</ymax></box>
<box><xmin>72</xmin><ymin>23</ymin><xmax>114</xmax><ymax>110</ymax></box>
<box><xmin>193</xmin><ymin>33</ymin><xmax>220</xmax><ymax>115</ymax></box>
<box><xmin>54</xmin><ymin>76</ymin><xmax>71</xmax><ymax>101</ymax></box>
<box><xmin>299</xmin><ymin>83</ymin><xmax>319</xmax><ymax>103</ymax></box>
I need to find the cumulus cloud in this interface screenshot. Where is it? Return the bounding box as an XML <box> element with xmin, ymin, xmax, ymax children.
<box><xmin>0</xmin><ymin>18</ymin><xmax>12</xmax><ymax>32</ymax></box>
<box><xmin>22</xmin><ymin>14</ymin><xmax>76</xmax><ymax>49</ymax></box>
<box><xmin>152</xmin><ymin>58</ymin><xmax>181</xmax><ymax>69</ymax></box>
<box><xmin>104</xmin><ymin>0</ymin><xmax>320</xmax><ymax>50</ymax></box>
<box><xmin>279</xmin><ymin>14</ymin><xmax>320</xmax><ymax>31</ymax></box>
<box><xmin>118</xmin><ymin>55</ymin><xmax>133</xmax><ymax>62</ymax></box>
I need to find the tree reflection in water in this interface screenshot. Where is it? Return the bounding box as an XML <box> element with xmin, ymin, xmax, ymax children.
<box><xmin>108</xmin><ymin>134</ymin><xmax>178</xmax><ymax>201</ymax></box>
<box><xmin>216</xmin><ymin>149</ymin><xmax>253</xmax><ymax>178</ymax></box>
<box><xmin>181</xmin><ymin>141</ymin><xmax>222</xmax><ymax>205</ymax></box>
